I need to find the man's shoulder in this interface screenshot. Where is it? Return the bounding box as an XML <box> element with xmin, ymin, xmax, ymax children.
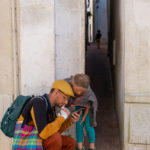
<box><xmin>32</xmin><ymin>95</ymin><xmax>47</xmax><ymax>105</ymax></box>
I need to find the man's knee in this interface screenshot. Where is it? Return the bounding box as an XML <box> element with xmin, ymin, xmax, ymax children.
<box><xmin>43</xmin><ymin>132</ymin><xmax>62</xmax><ymax>149</ymax></box>
<box><xmin>69</xmin><ymin>137</ymin><xmax>76</xmax><ymax>148</ymax></box>
<box><xmin>62</xmin><ymin>136</ymin><xmax>76</xmax><ymax>149</ymax></box>
<box><xmin>51</xmin><ymin>132</ymin><xmax>62</xmax><ymax>145</ymax></box>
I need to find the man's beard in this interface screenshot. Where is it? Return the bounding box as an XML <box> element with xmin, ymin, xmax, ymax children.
<box><xmin>56</xmin><ymin>103</ymin><xmax>64</xmax><ymax>108</ymax></box>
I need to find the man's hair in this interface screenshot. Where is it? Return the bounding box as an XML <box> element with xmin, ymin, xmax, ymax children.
<box><xmin>72</xmin><ymin>74</ymin><xmax>90</xmax><ymax>89</ymax></box>
<box><xmin>50</xmin><ymin>88</ymin><xmax>55</xmax><ymax>93</ymax></box>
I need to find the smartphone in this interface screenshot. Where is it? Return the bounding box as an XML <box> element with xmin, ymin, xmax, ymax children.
<box><xmin>74</xmin><ymin>108</ymin><xmax>85</xmax><ymax>114</ymax></box>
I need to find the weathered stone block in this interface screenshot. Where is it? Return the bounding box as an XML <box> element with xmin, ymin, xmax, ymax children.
<box><xmin>129</xmin><ymin>104</ymin><xmax>150</xmax><ymax>144</ymax></box>
<box><xmin>0</xmin><ymin>95</ymin><xmax>12</xmax><ymax>121</ymax></box>
<box><xmin>19</xmin><ymin>0</ymin><xmax>55</xmax><ymax>95</ymax></box>
<box><xmin>125</xmin><ymin>0</ymin><xmax>150</xmax><ymax>96</ymax></box>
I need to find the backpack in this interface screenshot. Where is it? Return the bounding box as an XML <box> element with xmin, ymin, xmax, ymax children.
<box><xmin>0</xmin><ymin>95</ymin><xmax>32</xmax><ymax>138</ymax></box>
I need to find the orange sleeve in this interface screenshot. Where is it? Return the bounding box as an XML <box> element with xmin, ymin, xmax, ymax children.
<box><xmin>30</xmin><ymin>107</ymin><xmax>65</xmax><ymax>139</ymax></box>
<box><xmin>59</xmin><ymin>118</ymin><xmax>72</xmax><ymax>133</ymax></box>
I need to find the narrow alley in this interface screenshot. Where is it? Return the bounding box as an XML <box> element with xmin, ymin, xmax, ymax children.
<box><xmin>85</xmin><ymin>43</ymin><xmax>121</xmax><ymax>150</ymax></box>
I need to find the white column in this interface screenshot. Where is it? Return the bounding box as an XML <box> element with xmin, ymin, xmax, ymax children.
<box><xmin>55</xmin><ymin>0</ymin><xmax>85</xmax><ymax>138</ymax></box>
<box><xmin>19</xmin><ymin>0</ymin><xmax>55</xmax><ymax>95</ymax></box>
<box><xmin>124</xmin><ymin>0</ymin><xmax>150</xmax><ymax>149</ymax></box>
<box><xmin>55</xmin><ymin>0</ymin><xmax>85</xmax><ymax>80</ymax></box>
<box><xmin>0</xmin><ymin>0</ymin><xmax>14</xmax><ymax>149</ymax></box>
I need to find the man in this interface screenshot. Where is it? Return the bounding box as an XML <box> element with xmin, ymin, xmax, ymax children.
<box><xmin>18</xmin><ymin>80</ymin><xmax>81</xmax><ymax>150</ymax></box>
<box><xmin>65</xmin><ymin>74</ymin><xmax>98</xmax><ymax>150</ymax></box>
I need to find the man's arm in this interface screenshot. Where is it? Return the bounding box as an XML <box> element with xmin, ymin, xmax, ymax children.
<box><xmin>59</xmin><ymin>111</ymin><xmax>81</xmax><ymax>133</ymax></box>
<box><xmin>58</xmin><ymin>118</ymin><xmax>72</xmax><ymax>133</ymax></box>
<box><xmin>30</xmin><ymin>99</ymin><xmax>66</xmax><ymax>140</ymax></box>
<box><xmin>31</xmin><ymin>107</ymin><xmax>65</xmax><ymax>140</ymax></box>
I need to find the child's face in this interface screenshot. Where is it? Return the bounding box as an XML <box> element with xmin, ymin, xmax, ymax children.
<box><xmin>71</xmin><ymin>82</ymin><xmax>86</xmax><ymax>97</ymax></box>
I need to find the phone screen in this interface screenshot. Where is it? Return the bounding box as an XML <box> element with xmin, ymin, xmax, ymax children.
<box><xmin>76</xmin><ymin>108</ymin><xmax>85</xmax><ymax>114</ymax></box>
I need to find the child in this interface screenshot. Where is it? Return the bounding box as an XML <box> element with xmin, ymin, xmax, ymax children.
<box><xmin>65</xmin><ymin>74</ymin><xmax>98</xmax><ymax>150</ymax></box>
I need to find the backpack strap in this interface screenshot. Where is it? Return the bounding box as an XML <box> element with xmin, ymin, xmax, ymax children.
<box><xmin>21</xmin><ymin>95</ymin><xmax>49</xmax><ymax>128</ymax></box>
<box><xmin>38</xmin><ymin>96</ymin><xmax>48</xmax><ymax>111</ymax></box>
<box><xmin>39</xmin><ymin>96</ymin><xmax>56</xmax><ymax>122</ymax></box>
<box><xmin>21</xmin><ymin>96</ymin><xmax>35</xmax><ymax>128</ymax></box>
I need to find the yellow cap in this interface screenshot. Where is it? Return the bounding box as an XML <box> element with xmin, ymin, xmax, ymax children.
<box><xmin>52</xmin><ymin>80</ymin><xmax>74</xmax><ymax>97</ymax></box>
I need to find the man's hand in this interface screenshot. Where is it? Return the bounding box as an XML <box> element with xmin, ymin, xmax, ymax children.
<box><xmin>70</xmin><ymin>111</ymin><xmax>81</xmax><ymax>123</ymax></box>
<box><xmin>58</xmin><ymin>107</ymin><xmax>70</xmax><ymax>119</ymax></box>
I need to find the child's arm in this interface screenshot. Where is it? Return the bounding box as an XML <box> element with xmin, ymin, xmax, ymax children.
<box><xmin>80</xmin><ymin>107</ymin><xmax>90</xmax><ymax>124</ymax></box>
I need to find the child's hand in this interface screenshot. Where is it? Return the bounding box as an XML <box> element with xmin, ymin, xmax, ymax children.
<box><xmin>80</xmin><ymin>118</ymin><xmax>85</xmax><ymax>124</ymax></box>
<box><xmin>80</xmin><ymin>107</ymin><xmax>90</xmax><ymax>124</ymax></box>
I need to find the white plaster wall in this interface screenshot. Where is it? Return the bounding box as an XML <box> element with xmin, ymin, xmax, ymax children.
<box><xmin>19</xmin><ymin>0</ymin><xmax>55</xmax><ymax>95</ymax></box>
<box><xmin>0</xmin><ymin>0</ymin><xmax>14</xmax><ymax>95</ymax></box>
<box><xmin>113</xmin><ymin>0</ymin><xmax>125</xmax><ymax>148</ymax></box>
<box><xmin>113</xmin><ymin>0</ymin><xmax>150</xmax><ymax>149</ymax></box>
<box><xmin>124</xmin><ymin>0</ymin><xmax>150</xmax><ymax>149</ymax></box>
<box><xmin>0</xmin><ymin>95</ymin><xmax>13</xmax><ymax>150</ymax></box>
<box><xmin>0</xmin><ymin>0</ymin><xmax>14</xmax><ymax>149</ymax></box>
<box><xmin>55</xmin><ymin>0</ymin><xmax>85</xmax><ymax>80</ymax></box>
<box><xmin>124</xmin><ymin>104</ymin><xmax>150</xmax><ymax>150</ymax></box>
<box><xmin>125</xmin><ymin>0</ymin><xmax>150</xmax><ymax>96</ymax></box>
<box><xmin>55</xmin><ymin>0</ymin><xmax>85</xmax><ymax>138</ymax></box>
<box><xmin>87</xmin><ymin>0</ymin><xmax>94</xmax><ymax>43</ymax></box>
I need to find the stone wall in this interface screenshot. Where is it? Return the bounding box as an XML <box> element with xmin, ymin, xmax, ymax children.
<box><xmin>113</xmin><ymin>0</ymin><xmax>150</xmax><ymax>149</ymax></box>
<box><xmin>124</xmin><ymin>0</ymin><xmax>150</xmax><ymax>149</ymax></box>
<box><xmin>19</xmin><ymin>0</ymin><xmax>55</xmax><ymax>95</ymax></box>
<box><xmin>0</xmin><ymin>0</ymin><xmax>14</xmax><ymax>149</ymax></box>
<box><xmin>55</xmin><ymin>0</ymin><xmax>85</xmax><ymax>138</ymax></box>
<box><xmin>55</xmin><ymin>0</ymin><xmax>85</xmax><ymax>80</ymax></box>
<box><xmin>113</xmin><ymin>0</ymin><xmax>125</xmax><ymax>148</ymax></box>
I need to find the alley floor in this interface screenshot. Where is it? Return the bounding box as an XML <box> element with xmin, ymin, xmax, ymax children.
<box><xmin>85</xmin><ymin>43</ymin><xmax>121</xmax><ymax>150</ymax></box>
